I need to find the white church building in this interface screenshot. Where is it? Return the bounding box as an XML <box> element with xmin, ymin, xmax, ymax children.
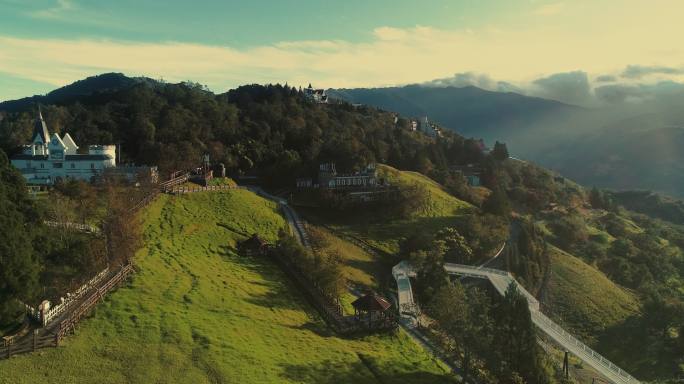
<box><xmin>10</xmin><ymin>111</ymin><xmax>117</xmax><ymax>185</ymax></box>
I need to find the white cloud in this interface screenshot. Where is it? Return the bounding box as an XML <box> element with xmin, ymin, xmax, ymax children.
<box><xmin>2</xmin><ymin>4</ymin><xmax>684</xmax><ymax>100</ymax></box>
<box><xmin>532</xmin><ymin>2</ymin><xmax>565</xmax><ymax>16</ymax></box>
<box><xmin>29</xmin><ymin>0</ymin><xmax>75</xmax><ymax>19</ymax></box>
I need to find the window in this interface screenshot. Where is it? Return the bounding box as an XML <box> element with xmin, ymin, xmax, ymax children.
<box><xmin>90</xmin><ymin>163</ymin><xmax>95</xmax><ymax>169</ymax></box>
<box><xmin>70</xmin><ymin>163</ymin><xmax>75</xmax><ymax>169</ymax></box>
<box><xmin>53</xmin><ymin>162</ymin><xmax>63</xmax><ymax>168</ymax></box>
<box><xmin>27</xmin><ymin>161</ymin><xmax>31</xmax><ymax>168</ymax></box>
<box><xmin>40</xmin><ymin>163</ymin><xmax>44</xmax><ymax>169</ymax></box>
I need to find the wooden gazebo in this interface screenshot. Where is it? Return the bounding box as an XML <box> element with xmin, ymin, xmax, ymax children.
<box><xmin>352</xmin><ymin>293</ymin><xmax>392</xmax><ymax>328</ymax></box>
<box><xmin>238</xmin><ymin>234</ymin><xmax>269</xmax><ymax>255</ymax></box>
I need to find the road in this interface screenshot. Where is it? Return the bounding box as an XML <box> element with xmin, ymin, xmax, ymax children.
<box><xmin>392</xmin><ymin>262</ymin><xmax>640</xmax><ymax>384</ymax></box>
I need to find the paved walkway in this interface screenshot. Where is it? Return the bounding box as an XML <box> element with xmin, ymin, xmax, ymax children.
<box><xmin>392</xmin><ymin>261</ymin><xmax>640</xmax><ymax>384</ymax></box>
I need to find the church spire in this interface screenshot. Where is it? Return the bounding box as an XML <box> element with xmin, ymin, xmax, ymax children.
<box><xmin>32</xmin><ymin>105</ymin><xmax>50</xmax><ymax>144</ymax></box>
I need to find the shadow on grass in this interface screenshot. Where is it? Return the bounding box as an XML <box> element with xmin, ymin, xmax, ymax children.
<box><xmin>285</xmin><ymin>321</ymin><xmax>336</xmax><ymax>338</ymax></box>
<box><xmin>596</xmin><ymin>314</ymin><xmax>680</xmax><ymax>381</ymax></box>
<box><xmin>279</xmin><ymin>356</ymin><xmax>458</xmax><ymax>384</ymax></box>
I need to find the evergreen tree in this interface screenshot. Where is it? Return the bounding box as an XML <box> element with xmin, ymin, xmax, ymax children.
<box><xmin>0</xmin><ymin>149</ymin><xmax>42</xmax><ymax>324</ymax></box>
<box><xmin>435</xmin><ymin>227</ymin><xmax>473</xmax><ymax>263</ymax></box>
<box><xmin>483</xmin><ymin>186</ymin><xmax>511</xmax><ymax>217</ymax></box>
<box><xmin>492</xmin><ymin>141</ymin><xmax>509</xmax><ymax>161</ymax></box>
<box><xmin>491</xmin><ymin>283</ymin><xmax>549</xmax><ymax>384</ymax></box>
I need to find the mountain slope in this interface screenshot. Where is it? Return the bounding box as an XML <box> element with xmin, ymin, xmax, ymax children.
<box><xmin>328</xmin><ymin>85</ymin><xmax>581</xmax><ymax>141</ymax></box>
<box><xmin>0</xmin><ymin>73</ymin><xmax>155</xmax><ymax>111</ymax></box>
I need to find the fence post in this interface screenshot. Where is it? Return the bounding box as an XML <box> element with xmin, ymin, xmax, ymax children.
<box><xmin>33</xmin><ymin>329</ymin><xmax>38</xmax><ymax>351</ymax></box>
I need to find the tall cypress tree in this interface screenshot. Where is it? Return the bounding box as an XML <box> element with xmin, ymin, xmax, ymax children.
<box><xmin>0</xmin><ymin>149</ymin><xmax>42</xmax><ymax>325</ymax></box>
<box><xmin>492</xmin><ymin>283</ymin><xmax>549</xmax><ymax>383</ymax></box>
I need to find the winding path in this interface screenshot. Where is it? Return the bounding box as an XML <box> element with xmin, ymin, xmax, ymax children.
<box><xmin>392</xmin><ymin>261</ymin><xmax>640</xmax><ymax>384</ymax></box>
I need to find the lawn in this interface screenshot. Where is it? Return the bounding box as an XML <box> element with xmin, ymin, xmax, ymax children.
<box><xmin>0</xmin><ymin>190</ymin><xmax>455</xmax><ymax>384</ymax></box>
<box><xmin>543</xmin><ymin>245</ymin><xmax>640</xmax><ymax>343</ymax></box>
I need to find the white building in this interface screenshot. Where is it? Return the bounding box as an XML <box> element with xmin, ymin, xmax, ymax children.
<box><xmin>303</xmin><ymin>84</ymin><xmax>328</xmax><ymax>103</ymax></box>
<box><xmin>10</xmin><ymin>111</ymin><xmax>117</xmax><ymax>185</ymax></box>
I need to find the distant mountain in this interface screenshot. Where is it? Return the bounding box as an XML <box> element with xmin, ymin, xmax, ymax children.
<box><xmin>328</xmin><ymin>85</ymin><xmax>583</xmax><ymax>142</ymax></box>
<box><xmin>539</xmin><ymin>112</ymin><xmax>684</xmax><ymax>197</ymax></box>
<box><xmin>331</xmin><ymin>85</ymin><xmax>684</xmax><ymax>198</ymax></box>
<box><xmin>0</xmin><ymin>73</ymin><xmax>156</xmax><ymax>111</ymax></box>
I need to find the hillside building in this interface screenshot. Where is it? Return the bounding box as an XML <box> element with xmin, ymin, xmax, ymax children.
<box><xmin>419</xmin><ymin>116</ymin><xmax>441</xmax><ymax>137</ymax></box>
<box><xmin>318</xmin><ymin>162</ymin><xmax>378</xmax><ymax>189</ymax></box>
<box><xmin>10</xmin><ymin>111</ymin><xmax>156</xmax><ymax>185</ymax></box>
<box><xmin>451</xmin><ymin>164</ymin><xmax>482</xmax><ymax>187</ymax></box>
<box><xmin>296</xmin><ymin>162</ymin><xmax>379</xmax><ymax>189</ymax></box>
<box><xmin>303</xmin><ymin>84</ymin><xmax>328</xmax><ymax>103</ymax></box>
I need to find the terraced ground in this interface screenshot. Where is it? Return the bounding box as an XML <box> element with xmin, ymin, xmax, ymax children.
<box><xmin>0</xmin><ymin>190</ymin><xmax>455</xmax><ymax>384</ymax></box>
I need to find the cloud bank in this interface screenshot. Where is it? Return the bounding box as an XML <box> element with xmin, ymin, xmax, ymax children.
<box><xmin>1</xmin><ymin>13</ymin><xmax>684</xmax><ymax>102</ymax></box>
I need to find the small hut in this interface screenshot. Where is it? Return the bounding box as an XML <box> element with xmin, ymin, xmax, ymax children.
<box><xmin>352</xmin><ymin>293</ymin><xmax>392</xmax><ymax>328</ymax></box>
<box><xmin>239</xmin><ymin>234</ymin><xmax>269</xmax><ymax>255</ymax></box>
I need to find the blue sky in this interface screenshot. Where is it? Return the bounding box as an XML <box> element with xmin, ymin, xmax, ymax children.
<box><xmin>1</xmin><ymin>0</ymin><xmax>683</xmax><ymax>103</ymax></box>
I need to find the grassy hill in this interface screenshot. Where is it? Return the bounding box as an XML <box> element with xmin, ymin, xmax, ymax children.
<box><xmin>543</xmin><ymin>246</ymin><xmax>640</xmax><ymax>343</ymax></box>
<box><xmin>304</xmin><ymin>164</ymin><xmax>474</xmax><ymax>255</ymax></box>
<box><xmin>0</xmin><ymin>191</ymin><xmax>454</xmax><ymax>384</ymax></box>
<box><xmin>377</xmin><ymin>164</ymin><xmax>473</xmax><ymax>218</ymax></box>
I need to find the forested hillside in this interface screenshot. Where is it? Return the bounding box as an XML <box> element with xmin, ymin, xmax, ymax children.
<box><xmin>0</xmin><ymin>76</ymin><xmax>485</xmax><ymax>185</ymax></box>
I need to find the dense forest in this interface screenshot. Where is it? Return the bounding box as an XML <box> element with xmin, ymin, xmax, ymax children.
<box><xmin>0</xmin><ymin>79</ymin><xmax>485</xmax><ymax>186</ymax></box>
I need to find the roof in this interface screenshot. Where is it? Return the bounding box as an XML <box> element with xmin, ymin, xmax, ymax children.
<box><xmin>49</xmin><ymin>133</ymin><xmax>66</xmax><ymax>149</ymax></box>
<box><xmin>32</xmin><ymin>111</ymin><xmax>50</xmax><ymax>144</ymax></box>
<box><xmin>62</xmin><ymin>133</ymin><xmax>79</xmax><ymax>150</ymax></box>
<box><xmin>352</xmin><ymin>293</ymin><xmax>392</xmax><ymax>312</ymax></box>
<box><xmin>11</xmin><ymin>154</ymin><xmax>48</xmax><ymax>160</ymax></box>
<box><xmin>65</xmin><ymin>154</ymin><xmax>112</xmax><ymax>160</ymax></box>
<box><xmin>10</xmin><ymin>154</ymin><xmax>112</xmax><ymax>161</ymax></box>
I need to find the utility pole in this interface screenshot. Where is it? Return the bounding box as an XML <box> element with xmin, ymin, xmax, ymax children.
<box><xmin>562</xmin><ymin>350</ymin><xmax>569</xmax><ymax>379</ymax></box>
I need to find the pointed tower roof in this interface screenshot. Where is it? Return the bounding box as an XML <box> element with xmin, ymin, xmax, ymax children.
<box><xmin>62</xmin><ymin>133</ymin><xmax>79</xmax><ymax>150</ymax></box>
<box><xmin>32</xmin><ymin>109</ymin><xmax>50</xmax><ymax>144</ymax></box>
<box><xmin>49</xmin><ymin>132</ymin><xmax>66</xmax><ymax>149</ymax></box>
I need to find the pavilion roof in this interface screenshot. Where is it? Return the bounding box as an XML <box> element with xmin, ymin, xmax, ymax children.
<box><xmin>352</xmin><ymin>293</ymin><xmax>392</xmax><ymax>312</ymax></box>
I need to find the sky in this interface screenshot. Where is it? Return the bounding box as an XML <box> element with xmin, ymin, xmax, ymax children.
<box><xmin>1</xmin><ymin>0</ymin><xmax>683</xmax><ymax>104</ymax></box>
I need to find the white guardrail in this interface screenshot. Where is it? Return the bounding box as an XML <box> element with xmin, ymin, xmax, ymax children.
<box><xmin>393</xmin><ymin>261</ymin><xmax>639</xmax><ymax>384</ymax></box>
<box><xmin>36</xmin><ymin>267</ymin><xmax>111</xmax><ymax>326</ymax></box>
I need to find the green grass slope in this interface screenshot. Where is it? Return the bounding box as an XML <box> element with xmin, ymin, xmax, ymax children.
<box><xmin>543</xmin><ymin>246</ymin><xmax>640</xmax><ymax>343</ymax></box>
<box><xmin>0</xmin><ymin>190</ymin><xmax>454</xmax><ymax>384</ymax></box>
<box><xmin>306</xmin><ymin>164</ymin><xmax>473</xmax><ymax>255</ymax></box>
<box><xmin>377</xmin><ymin>164</ymin><xmax>472</xmax><ymax>217</ymax></box>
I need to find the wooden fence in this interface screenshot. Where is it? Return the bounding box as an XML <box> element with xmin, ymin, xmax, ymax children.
<box><xmin>0</xmin><ymin>189</ymin><xmax>159</xmax><ymax>360</ymax></box>
<box><xmin>168</xmin><ymin>184</ymin><xmax>240</xmax><ymax>195</ymax></box>
<box><xmin>55</xmin><ymin>263</ymin><xmax>135</xmax><ymax>343</ymax></box>
<box><xmin>1</xmin><ymin>331</ymin><xmax>58</xmax><ymax>359</ymax></box>
<box><xmin>267</xmin><ymin>248</ymin><xmax>396</xmax><ymax>335</ymax></box>
<box><xmin>0</xmin><ymin>263</ymin><xmax>135</xmax><ymax>360</ymax></box>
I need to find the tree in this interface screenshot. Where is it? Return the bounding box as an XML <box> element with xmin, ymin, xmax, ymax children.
<box><xmin>435</xmin><ymin>227</ymin><xmax>473</xmax><ymax>263</ymax></box>
<box><xmin>102</xmin><ymin>182</ymin><xmax>142</xmax><ymax>266</ymax></box>
<box><xmin>411</xmin><ymin>243</ymin><xmax>449</xmax><ymax>304</ymax></box>
<box><xmin>491</xmin><ymin>283</ymin><xmax>549</xmax><ymax>384</ymax></box>
<box><xmin>427</xmin><ymin>282</ymin><xmax>470</xmax><ymax>370</ymax></box>
<box><xmin>492</xmin><ymin>141</ymin><xmax>509</xmax><ymax>161</ymax></box>
<box><xmin>0</xmin><ymin>150</ymin><xmax>42</xmax><ymax>324</ymax></box>
<box><xmin>483</xmin><ymin>186</ymin><xmax>511</xmax><ymax>217</ymax></box>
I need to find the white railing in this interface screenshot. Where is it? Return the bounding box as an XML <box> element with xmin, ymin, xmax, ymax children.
<box><xmin>44</xmin><ymin>220</ymin><xmax>100</xmax><ymax>234</ymax></box>
<box><xmin>41</xmin><ymin>267</ymin><xmax>110</xmax><ymax>326</ymax></box>
<box><xmin>394</xmin><ymin>261</ymin><xmax>640</xmax><ymax>384</ymax></box>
